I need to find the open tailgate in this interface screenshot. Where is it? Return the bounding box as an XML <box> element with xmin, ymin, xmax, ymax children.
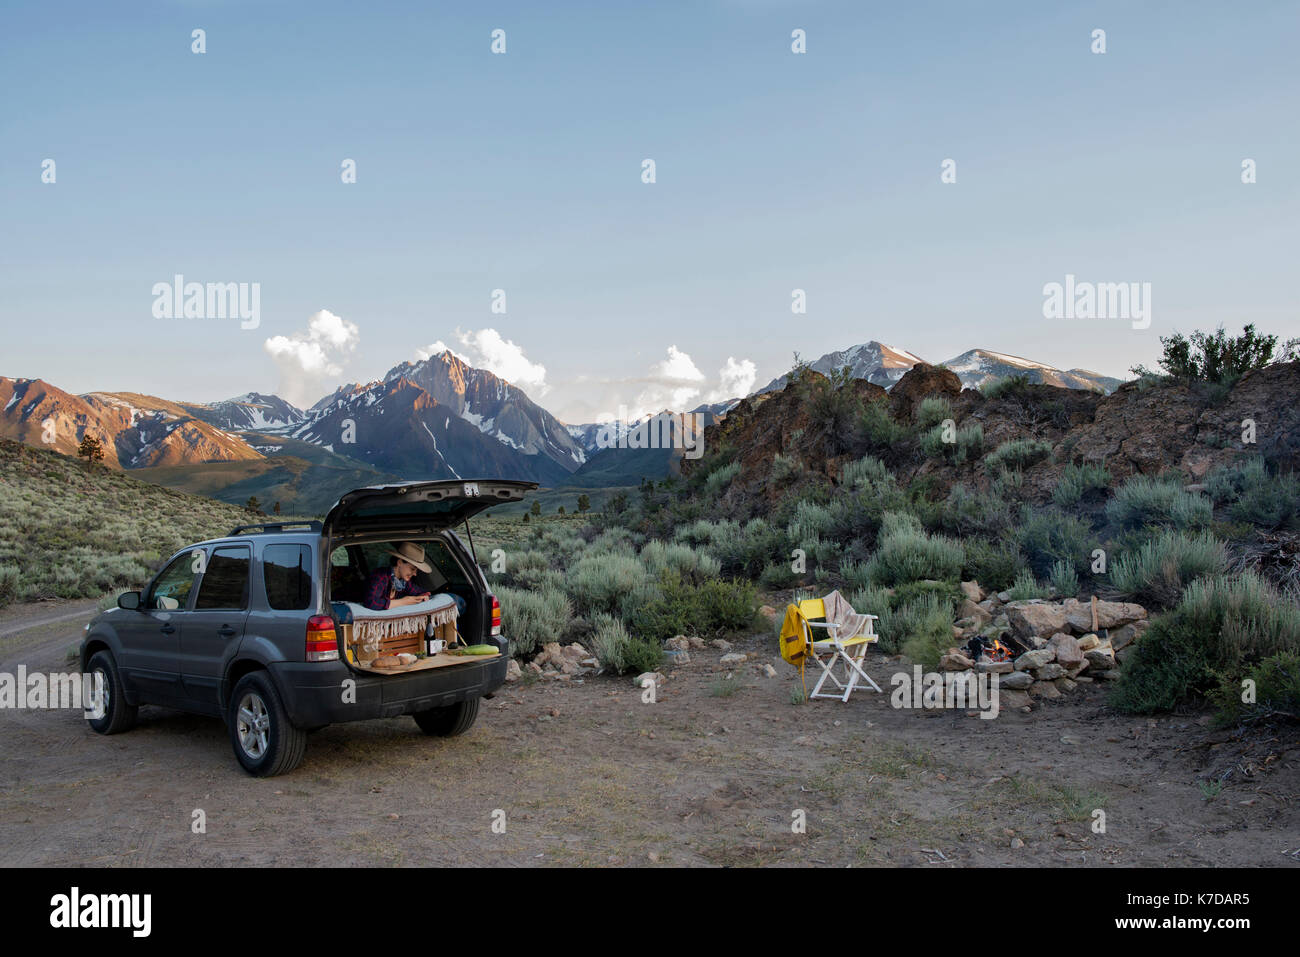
<box><xmin>323</xmin><ymin>479</ymin><xmax>538</xmax><ymax>538</ymax></box>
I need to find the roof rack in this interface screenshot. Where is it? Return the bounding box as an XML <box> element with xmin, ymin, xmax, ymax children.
<box><xmin>228</xmin><ymin>520</ymin><xmax>324</xmax><ymax>536</ymax></box>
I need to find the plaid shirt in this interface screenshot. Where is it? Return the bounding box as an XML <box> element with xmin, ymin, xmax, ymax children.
<box><xmin>361</xmin><ymin>567</ymin><xmax>430</xmax><ymax>611</ymax></box>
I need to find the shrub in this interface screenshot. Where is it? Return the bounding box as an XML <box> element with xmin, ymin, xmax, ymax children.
<box><xmin>1006</xmin><ymin>569</ymin><xmax>1051</xmax><ymax>601</ymax></box>
<box><xmin>1108</xmin><ymin>529</ymin><xmax>1228</xmax><ymax>608</ymax></box>
<box><xmin>1205</xmin><ymin>458</ymin><xmax>1300</xmax><ymax>528</ymax></box>
<box><xmin>1111</xmin><ymin>573</ymin><xmax>1300</xmax><ymax>713</ymax></box>
<box><xmin>1130</xmin><ymin>323</ymin><xmax>1298</xmax><ymax>385</ymax></box>
<box><xmin>0</xmin><ymin>565</ymin><xmax>20</xmax><ymax>607</ymax></box>
<box><xmin>630</xmin><ymin>571</ymin><xmax>758</xmax><ymax>643</ymax></box>
<box><xmin>858</xmin><ymin>399</ymin><xmax>907</xmax><ymax>447</ymax></box>
<box><xmin>979</xmin><ymin>375</ymin><xmax>1031</xmax><ymax>400</ymax></box>
<box><xmin>985</xmin><ymin>438</ymin><xmax>1053</xmax><ymax>472</ymax></box>
<box><xmin>920</xmin><ymin>422</ymin><xmax>984</xmax><ymax>463</ymax></box>
<box><xmin>916</xmin><ymin>397</ymin><xmax>953</xmax><ymax>431</ymax></box>
<box><xmin>961</xmin><ymin>539</ymin><xmax>1026</xmax><ymax>592</ymax></box>
<box><xmin>787</xmin><ymin>499</ymin><xmax>835</xmax><ymax>544</ymax></box>
<box><xmin>495</xmin><ymin>584</ymin><xmax>573</xmax><ymax>658</ymax></box>
<box><xmin>771</xmin><ymin>453</ymin><xmax>805</xmax><ymax>486</ymax></box>
<box><xmin>565</xmin><ymin>553</ymin><xmax>648</xmax><ymax>616</ymax></box>
<box><xmin>1106</xmin><ymin>475</ymin><xmax>1212</xmax><ymax>531</ymax></box>
<box><xmin>841</xmin><ymin>454</ymin><xmax>890</xmax><ymax>489</ymax></box>
<box><xmin>1014</xmin><ymin>507</ymin><xmax>1094</xmax><ymax>579</ymax></box>
<box><xmin>638</xmin><ymin>540</ymin><xmax>721</xmax><ymax>583</ymax></box>
<box><xmin>942</xmin><ymin>485</ymin><xmax>1012</xmax><ymax>537</ymax></box>
<box><xmin>1053</xmin><ymin>461</ymin><xmax>1112</xmax><ymax>506</ymax></box>
<box><xmin>1211</xmin><ymin>652</ymin><xmax>1300</xmax><ymax>722</ymax></box>
<box><xmin>703</xmin><ymin>461</ymin><xmax>741</xmax><ymax>499</ymax></box>
<box><xmin>865</xmin><ymin>513</ymin><xmax>964</xmax><ymax>586</ymax></box>
<box><xmin>882</xmin><ymin>593</ymin><xmax>954</xmax><ymax>666</ymax></box>
<box><xmin>589</xmin><ymin>613</ymin><xmax>664</xmax><ymax>675</ymax></box>
<box><xmin>1048</xmin><ymin>559</ymin><xmax>1080</xmax><ymax>598</ymax></box>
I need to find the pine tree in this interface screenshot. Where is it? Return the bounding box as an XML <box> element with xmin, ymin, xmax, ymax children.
<box><xmin>77</xmin><ymin>434</ymin><xmax>105</xmax><ymax>466</ymax></box>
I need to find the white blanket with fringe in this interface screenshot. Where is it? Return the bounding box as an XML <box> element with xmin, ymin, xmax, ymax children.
<box><xmin>346</xmin><ymin>594</ymin><xmax>458</xmax><ymax>650</ymax></box>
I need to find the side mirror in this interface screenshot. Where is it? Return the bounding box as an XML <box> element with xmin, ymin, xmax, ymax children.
<box><xmin>117</xmin><ymin>591</ymin><xmax>143</xmax><ymax>611</ymax></box>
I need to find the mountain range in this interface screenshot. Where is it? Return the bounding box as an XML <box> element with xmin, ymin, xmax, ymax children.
<box><xmin>0</xmin><ymin>339</ymin><xmax>1129</xmax><ymax>509</ymax></box>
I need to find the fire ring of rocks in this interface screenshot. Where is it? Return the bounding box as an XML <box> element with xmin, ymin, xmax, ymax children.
<box><xmin>938</xmin><ymin>582</ymin><xmax>1152</xmax><ymax>712</ymax></box>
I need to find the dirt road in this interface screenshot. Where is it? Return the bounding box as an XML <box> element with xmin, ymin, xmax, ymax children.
<box><xmin>1</xmin><ymin>599</ymin><xmax>1296</xmax><ymax>867</ymax></box>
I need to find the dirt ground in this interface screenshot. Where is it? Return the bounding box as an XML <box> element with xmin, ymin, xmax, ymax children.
<box><xmin>2</xmin><ymin>599</ymin><xmax>1298</xmax><ymax>867</ymax></box>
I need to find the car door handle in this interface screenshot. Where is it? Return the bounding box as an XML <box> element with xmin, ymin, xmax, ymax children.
<box><xmin>160</xmin><ymin>624</ymin><xmax>176</xmax><ymax>635</ymax></box>
<box><xmin>218</xmin><ymin>625</ymin><xmax>237</xmax><ymax>638</ymax></box>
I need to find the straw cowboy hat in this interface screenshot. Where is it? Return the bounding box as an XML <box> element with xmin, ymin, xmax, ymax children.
<box><xmin>387</xmin><ymin>541</ymin><xmax>432</xmax><ymax>573</ymax></box>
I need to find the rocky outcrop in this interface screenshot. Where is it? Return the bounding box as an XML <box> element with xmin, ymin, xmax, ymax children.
<box><xmin>889</xmin><ymin>363</ymin><xmax>963</xmax><ymax>421</ymax></box>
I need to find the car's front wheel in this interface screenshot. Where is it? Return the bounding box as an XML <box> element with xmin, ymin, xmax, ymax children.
<box><xmin>413</xmin><ymin>697</ymin><xmax>480</xmax><ymax>736</ymax></box>
<box><xmin>85</xmin><ymin>650</ymin><xmax>138</xmax><ymax>735</ymax></box>
<box><xmin>228</xmin><ymin>672</ymin><xmax>306</xmax><ymax>776</ymax></box>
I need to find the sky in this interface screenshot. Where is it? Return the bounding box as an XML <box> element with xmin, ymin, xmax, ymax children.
<box><xmin>2</xmin><ymin>0</ymin><xmax>1297</xmax><ymax>422</ymax></box>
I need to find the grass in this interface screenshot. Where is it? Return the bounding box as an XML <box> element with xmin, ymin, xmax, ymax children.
<box><xmin>985</xmin><ymin>438</ymin><xmax>1053</xmax><ymax>471</ymax></box>
<box><xmin>0</xmin><ymin>439</ymin><xmax>252</xmax><ymax>606</ymax></box>
<box><xmin>1106</xmin><ymin>474</ymin><xmax>1212</xmax><ymax>531</ymax></box>
<box><xmin>710</xmin><ymin>676</ymin><xmax>744</xmax><ymax>697</ymax></box>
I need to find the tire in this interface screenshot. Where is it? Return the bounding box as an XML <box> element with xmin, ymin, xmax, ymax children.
<box><xmin>412</xmin><ymin>697</ymin><xmax>480</xmax><ymax>737</ymax></box>
<box><xmin>227</xmin><ymin>672</ymin><xmax>307</xmax><ymax>776</ymax></box>
<box><xmin>86</xmin><ymin>651</ymin><xmax>138</xmax><ymax>735</ymax></box>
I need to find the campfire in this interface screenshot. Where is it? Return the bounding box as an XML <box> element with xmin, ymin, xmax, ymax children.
<box><xmin>965</xmin><ymin>633</ymin><xmax>1025</xmax><ymax>664</ymax></box>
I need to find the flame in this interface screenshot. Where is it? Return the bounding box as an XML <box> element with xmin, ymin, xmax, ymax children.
<box><xmin>988</xmin><ymin>638</ymin><xmax>1013</xmax><ymax>662</ymax></box>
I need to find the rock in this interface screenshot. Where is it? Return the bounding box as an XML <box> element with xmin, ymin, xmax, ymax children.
<box><xmin>977</xmin><ymin>598</ymin><xmax>999</xmax><ymax>614</ymax></box>
<box><xmin>977</xmin><ymin>660</ymin><xmax>1013</xmax><ymax>675</ymax></box>
<box><xmin>960</xmin><ymin>580</ymin><xmax>986</xmax><ymax>602</ymax></box>
<box><xmin>1066</xmin><ymin>663</ymin><xmax>1090</xmax><ymax>678</ymax></box>
<box><xmin>1065</xmin><ymin>601</ymin><xmax>1147</xmax><ymax>633</ymax></box>
<box><xmin>1095</xmin><ymin>669</ymin><xmax>1122</xmax><ymax>681</ymax></box>
<box><xmin>1077</xmin><ymin>633</ymin><xmax>1101</xmax><ymax>651</ymax></box>
<box><xmin>665</xmin><ymin>636</ymin><xmax>692</xmax><ymax>652</ymax></box>
<box><xmin>940</xmin><ymin>653</ymin><xmax>975</xmax><ymax>671</ymax></box>
<box><xmin>1035</xmin><ymin>663</ymin><xmax>1066</xmax><ymax>681</ymax></box>
<box><xmin>505</xmin><ymin>659</ymin><xmax>522</xmax><ymax>682</ymax></box>
<box><xmin>997</xmin><ymin>591</ymin><xmax>1012</xmax><ymax>603</ymax></box>
<box><xmin>956</xmin><ymin>597</ymin><xmax>986</xmax><ymax>620</ymax></box>
<box><xmin>1014</xmin><ymin>649</ymin><xmax>1054</xmax><ymax>671</ymax></box>
<box><xmin>1056</xmin><ymin>677</ymin><xmax>1077</xmax><ymax>693</ymax></box>
<box><xmin>1110</xmin><ymin>620</ymin><xmax>1151</xmax><ymax>652</ymax></box>
<box><xmin>580</xmin><ymin>657</ymin><xmax>600</xmax><ymax>668</ymax></box>
<box><xmin>1011</xmin><ymin>837</ymin><xmax>1025</xmax><ymax>849</ymax></box>
<box><xmin>762</xmin><ymin>664</ymin><xmax>777</xmax><ymax>678</ymax></box>
<box><xmin>889</xmin><ymin>362</ymin><xmax>963</xmax><ymax>420</ymax></box>
<box><xmin>1006</xmin><ymin>602</ymin><xmax>1070</xmax><ymax>640</ymax></box>
<box><xmin>719</xmin><ymin>652</ymin><xmax>748</xmax><ymax>665</ymax></box>
<box><xmin>663</xmin><ymin>649</ymin><xmax>691</xmax><ymax>666</ymax></box>
<box><xmin>1030</xmin><ymin>680</ymin><xmax>1061</xmax><ymax>699</ymax></box>
<box><xmin>1084</xmin><ymin>644</ymin><xmax>1116</xmax><ymax>670</ymax></box>
<box><xmin>1073</xmin><ymin>675</ymin><xmax>1093</xmax><ymax>683</ymax></box>
<box><xmin>711</xmin><ymin>639</ymin><xmax>734</xmax><ymax>652</ymax></box>
<box><xmin>999</xmin><ymin>671</ymin><xmax>1033</xmax><ymax>690</ymax></box>
<box><xmin>526</xmin><ymin>661</ymin><xmax>543</xmax><ymax>675</ymax></box>
<box><xmin>634</xmin><ymin>671</ymin><xmax>666</xmax><ymax>688</ymax></box>
<box><xmin>1031</xmin><ymin>635</ymin><xmax>1049</xmax><ymax>649</ymax></box>
<box><xmin>758</xmin><ymin>604</ymin><xmax>779</xmax><ymax>621</ymax></box>
<box><xmin>687</xmin><ymin>636</ymin><xmax>705</xmax><ymax>650</ymax></box>
<box><xmin>1047</xmin><ymin>632</ymin><xmax>1084</xmax><ymax>668</ymax></box>
<box><xmin>951</xmin><ymin>625</ymin><xmax>964</xmax><ymax>640</ymax></box>
<box><xmin>1000</xmin><ymin>690</ymin><xmax>1032</xmax><ymax>710</ymax></box>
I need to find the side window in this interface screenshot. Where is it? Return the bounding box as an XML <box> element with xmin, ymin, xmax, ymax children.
<box><xmin>194</xmin><ymin>546</ymin><xmax>251</xmax><ymax>610</ymax></box>
<box><xmin>329</xmin><ymin>547</ymin><xmax>350</xmax><ymax>567</ymax></box>
<box><xmin>149</xmin><ymin>551</ymin><xmax>201</xmax><ymax>611</ymax></box>
<box><xmin>264</xmin><ymin>544</ymin><xmax>313</xmax><ymax>611</ymax></box>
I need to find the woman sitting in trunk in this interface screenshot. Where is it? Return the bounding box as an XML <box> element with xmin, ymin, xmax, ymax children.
<box><xmin>361</xmin><ymin>541</ymin><xmax>466</xmax><ymax>616</ymax></box>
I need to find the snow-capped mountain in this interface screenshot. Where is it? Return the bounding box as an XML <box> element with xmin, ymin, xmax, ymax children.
<box><xmin>938</xmin><ymin>350</ymin><xmax>1122</xmax><ymax>393</ymax></box>
<box><xmin>758</xmin><ymin>341</ymin><xmax>925</xmax><ymax>394</ymax></box>
<box><xmin>289</xmin><ymin>351</ymin><xmax>586</xmax><ymax>484</ymax></box>
<box><xmin>759</xmin><ymin>341</ymin><xmax>1122</xmax><ymax>396</ymax></box>
<box><xmin>182</xmin><ymin>392</ymin><xmax>305</xmax><ymax>433</ymax></box>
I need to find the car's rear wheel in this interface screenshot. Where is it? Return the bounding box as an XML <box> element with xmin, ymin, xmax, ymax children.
<box><xmin>228</xmin><ymin>672</ymin><xmax>306</xmax><ymax>776</ymax></box>
<box><xmin>413</xmin><ymin>697</ymin><xmax>480</xmax><ymax>737</ymax></box>
<box><xmin>86</xmin><ymin>650</ymin><xmax>137</xmax><ymax>735</ymax></box>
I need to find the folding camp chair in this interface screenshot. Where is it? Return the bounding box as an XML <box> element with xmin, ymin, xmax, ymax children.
<box><xmin>780</xmin><ymin>596</ymin><xmax>882</xmax><ymax>702</ymax></box>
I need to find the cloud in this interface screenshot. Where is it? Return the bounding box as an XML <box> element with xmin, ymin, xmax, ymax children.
<box><xmin>631</xmin><ymin>345</ymin><xmax>706</xmax><ymax>418</ymax></box>
<box><xmin>710</xmin><ymin>356</ymin><xmax>757</xmax><ymax>402</ymax></box>
<box><xmin>263</xmin><ymin>309</ymin><xmax>360</xmax><ymax>407</ymax></box>
<box><xmin>417</xmin><ymin>328</ymin><xmax>549</xmax><ymax>396</ymax></box>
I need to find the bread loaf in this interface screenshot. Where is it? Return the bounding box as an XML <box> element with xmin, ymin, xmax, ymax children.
<box><xmin>371</xmin><ymin>655</ymin><xmax>402</xmax><ymax>669</ymax></box>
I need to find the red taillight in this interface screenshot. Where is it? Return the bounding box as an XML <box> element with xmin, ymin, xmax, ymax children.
<box><xmin>306</xmin><ymin>615</ymin><xmax>339</xmax><ymax>662</ymax></box>
<box><xmin>491</xmin><ymin>595</ymin><xmax>501</xmax><ymax>637</ymax></box>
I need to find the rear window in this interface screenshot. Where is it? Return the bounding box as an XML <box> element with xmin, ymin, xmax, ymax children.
<box><xmin>194</xmin><ymin>546</ymin><xmax>251</xmax><ymax>610</ymax></box>
<box><xmin>263</xmin><ymin>544</ymin><xmax>313</xmax><ymax>610</ymax></box>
